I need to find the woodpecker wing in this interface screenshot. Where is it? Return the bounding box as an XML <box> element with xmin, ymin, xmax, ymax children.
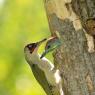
<box><xmin>31</xmin><ymin>64</ymin><xmax>62</xmax><ymax>95</ymax></box>
<box><xmin>29</xmin><ymin>64</ymin><xmax>53</xmax><ymax>95</ymax></box>
<box><xmin>25</xmin><ymin>59</ymin><xmax>63</xmax><ymax>95</ymax></box>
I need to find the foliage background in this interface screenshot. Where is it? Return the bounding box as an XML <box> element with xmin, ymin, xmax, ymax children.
<box><xmin>0</xmin><ymin>0</ymin><xmax>52</xmax><ymax>95</ymax></box>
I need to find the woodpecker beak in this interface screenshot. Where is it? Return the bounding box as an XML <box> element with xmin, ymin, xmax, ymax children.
<box><xmin>40</xmin><ymin>51</ymin><xmax>46</xmax><ymax>59</ymax></box>
<box><xmin>37</xmin><ymin>38</ymin><xmax>47</xmax><ymax>46</ymax></box>
<box><xmin>40</xmin><ymin>50</ymin><xmax>49</xmax><ymax>59</ymax></box>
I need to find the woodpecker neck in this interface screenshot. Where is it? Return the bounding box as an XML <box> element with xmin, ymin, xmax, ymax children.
<box><xmin>25</xmin><ymin>45</ymin><xmax>54</xmax><ymax>73</ymax></box>
<box><xmin>32</xmin><ymin>53</ymin><xmax>54</xmax><ymax>70</ymax></box>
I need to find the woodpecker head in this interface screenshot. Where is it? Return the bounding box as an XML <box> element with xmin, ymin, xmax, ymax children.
<box><xmin>40</xmin><ymin>37</ymin><xmax>61</xmax><ymax>59</ymax></box>
<box><xmin>24</xmin><ymin>38</ymin><xmax>47</xmax><ymax>63</ymax></box>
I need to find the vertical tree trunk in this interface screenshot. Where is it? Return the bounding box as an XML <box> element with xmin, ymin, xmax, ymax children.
<box><xmin>44</xmin><ymin>0</ymin><xmax>95</xmax><ymax>95</ymax></box>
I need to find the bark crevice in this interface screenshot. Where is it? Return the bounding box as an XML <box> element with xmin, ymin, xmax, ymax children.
<box><xmin>44</xmin><ymin>0</ymin><xmax>95</xmax><ymax>95</ymax></box>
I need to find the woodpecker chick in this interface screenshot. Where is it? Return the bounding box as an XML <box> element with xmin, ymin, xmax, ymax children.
<box><xmin>40</xmin><ymin>36</ymin><xmax>61</xmax><ymax>59</ymax></box>
<box><xmin>24</xmin><ymin>38</ymin><xmax>63</xmax><ymax>95</ymax></box>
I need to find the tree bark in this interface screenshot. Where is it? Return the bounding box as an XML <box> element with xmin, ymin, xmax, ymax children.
<box><xmin>44</xmin><ymin>0</ymin><xmax>95</xmax><ymax>95</ymax></box>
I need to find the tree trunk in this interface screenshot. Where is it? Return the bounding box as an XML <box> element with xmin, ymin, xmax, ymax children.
<box><xmin>44</xmin><ymin>0</ymin><xmax>95</xmax><ymax>95</ymax></box>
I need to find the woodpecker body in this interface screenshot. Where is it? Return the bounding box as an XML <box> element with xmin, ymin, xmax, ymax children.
<box><xmin>24</xmin><ymin>38</ymin><xmax>63</xmax><ymax>95</ymax></box>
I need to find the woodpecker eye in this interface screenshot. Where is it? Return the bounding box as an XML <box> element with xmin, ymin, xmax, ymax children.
<box><xmin>47</xmin><ymin>45</ymin><xmax>51</xmax><ymax>49</ymax></box>
<box><xmin>26</xmin><ymin>43</ymin><xmax>37</xmax><ymax>54</ymax></box>
<box><xmin>28</xmin><ymin>44</ymin><xmax>33</xmax><ymax>48</ymax></box>
<box><xmin>27</xmin><ymin>43</ymin><xmax>36</xmax><ymax>49</ymax></box>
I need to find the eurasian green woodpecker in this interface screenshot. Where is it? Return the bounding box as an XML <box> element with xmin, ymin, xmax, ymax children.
<box><xmin>24</xmin><ymin>38</ymin><xmax>63</xmax><ymax>95</ymax></box>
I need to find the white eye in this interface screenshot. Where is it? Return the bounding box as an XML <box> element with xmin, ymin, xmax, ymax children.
<box><xmin>28</xmin><ymin>45</ymin><xmax>32</xmax><ymax>48</ymax></box>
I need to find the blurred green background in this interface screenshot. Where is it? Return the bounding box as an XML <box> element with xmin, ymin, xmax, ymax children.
<box><xmin>0</xmin><ymin>0</ymin><xmax>53</xmax><ymax>95</ymax></box>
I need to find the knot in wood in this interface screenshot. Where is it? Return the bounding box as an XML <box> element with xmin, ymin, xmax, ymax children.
<box><xmin>85</xmin><ymin>18</ymin><xmax>95</xmax><ymax>36</ymax></box>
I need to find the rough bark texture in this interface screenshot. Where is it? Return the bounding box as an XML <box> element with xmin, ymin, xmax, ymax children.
<box><xmin>44</xmin><ymin>0</ymin><xmax>95</xmax><ymax>95</ymax></box>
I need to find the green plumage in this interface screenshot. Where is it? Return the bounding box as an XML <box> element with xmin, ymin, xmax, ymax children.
<box><xmin>29</xmin><ymin>64</ymin><xmax>53</xmax><ymax>95</ymax></box>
